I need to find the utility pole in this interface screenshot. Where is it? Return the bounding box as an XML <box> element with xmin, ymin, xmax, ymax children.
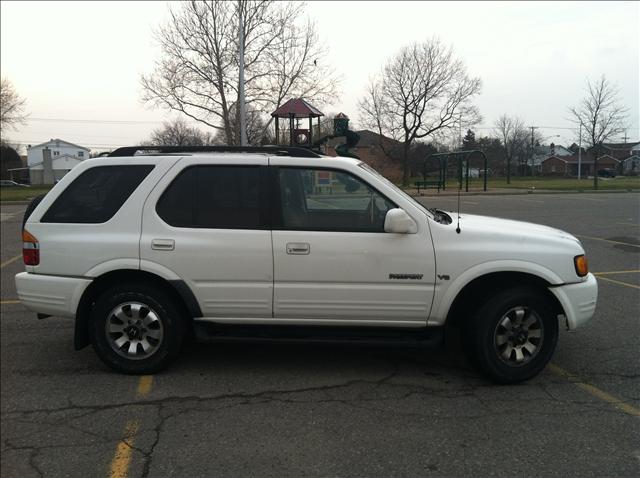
<box><xmin>529</xmin><ymin>126</ymin><xmax>538</xmax><ymax>176</ymax></box>
<box><xmin>578</xmin><ymin>123</ymin><xmax>582</xmax><ymax>180</ymax></box>
<box><xmin>238</xmin><ymin>0</ymin><xmax>248</xmax><ymax>146</ymax></box>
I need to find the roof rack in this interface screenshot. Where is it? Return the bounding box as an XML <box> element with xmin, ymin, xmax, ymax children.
<box><xmin>107</xmin><ymin>145</ymin><xmax>322</xmax><ymax>158</ymax></box>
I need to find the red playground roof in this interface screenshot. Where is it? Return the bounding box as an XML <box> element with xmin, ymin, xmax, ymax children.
<box><xmin>271</xmin><ymin>98</ymin><xmax>324</xmax><ymax>118</ymax></box>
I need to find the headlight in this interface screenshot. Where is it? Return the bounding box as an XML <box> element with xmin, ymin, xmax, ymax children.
<box><xmin>574</xmin><ymin>255</ymin><xmax>589</xmax><ymax>277</ymax></box>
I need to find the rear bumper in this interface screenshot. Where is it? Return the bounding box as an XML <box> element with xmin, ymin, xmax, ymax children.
<box><xmin>15</xmin><ymin>272</ymin><xmax>91</xmax><ymax>318</ymax></box>
<box><xmin>549</xmin><ymin>273</ymin><xmax>598</xmax><ymax>330</ymax></box>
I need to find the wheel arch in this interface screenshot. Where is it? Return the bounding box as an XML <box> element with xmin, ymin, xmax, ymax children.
<box><xmin>445</xmin><ymin>271</ymin><xmax>565</xmax><ymax>328</ymax></box>
<box><xmin>74</xmin><ymin>269</ymin><xmax>201</xmax><ymax>350</ymax></box>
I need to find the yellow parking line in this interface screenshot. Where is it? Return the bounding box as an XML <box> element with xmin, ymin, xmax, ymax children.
<box><xmin>593</xmin><ymin>270</ymin><xmax>640</xmax><ymax>276</ymax></box>
<box><xmin>0</xmin><ymin>300</ymin><xmax>21</xmax><ymax>305</ymax></box>
<box><xmin>108</xmin><ymin>376</ymin><xmax>154</xmax><ymax>477</ymax></box>
<box><xmin>136</xmin><ymin>375</ymin><xmax>153</xmax><ymax>398</ymax></box>
<box><xmin>0</xmin><ymin>254</ymin><xmax>22</xmax><ymax>269</ymax></box>
<box><xmin>549</xmin><ymin>364</ymin><xmax>640</xmax><ymax>417</ymax></box>
<box><xmin>595</xmin><ymin>276</ymin><xmax>640</xmax><ymax>290</ymax></box>
<box><xmin>109</xmin><ymin>420</ymin><xmax>139</xmax><ymax>478</ymax></box>
<box><xmin>575</xmin><ymin>234</ymin><xmax>640</xmax><ymax>248</ymax></box>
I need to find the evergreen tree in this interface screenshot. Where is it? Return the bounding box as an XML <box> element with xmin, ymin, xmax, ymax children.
<box><xmin>462</xmin><ymin>129</ymin><xmax>477</xmax><ymax>150</ymax></box>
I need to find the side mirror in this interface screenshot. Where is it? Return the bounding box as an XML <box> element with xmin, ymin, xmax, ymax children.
<box><xmin>384</xmin><ymin>208</ymin><xmax>418</xmax><ymax>234</ymax></box>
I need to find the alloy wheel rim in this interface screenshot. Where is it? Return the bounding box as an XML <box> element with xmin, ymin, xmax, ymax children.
<box><xmin>105</xmin><ymin>302</ymin><xmax>164</xmax><ymax>360</ymax></box>
<box><xmin>493</xmin><ymin>306</ymin><xmax>544</xmax><ymax>367</ymax></box>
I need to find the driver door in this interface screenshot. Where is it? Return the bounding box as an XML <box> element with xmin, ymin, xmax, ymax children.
<box><xmin>271</xmin><ymin>166</ymin><xmax>435</xmax><ymax>325</ymax></box>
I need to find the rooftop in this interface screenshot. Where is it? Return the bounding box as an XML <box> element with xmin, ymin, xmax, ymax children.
<box><xmin>271</xmin><ymin>98</ymin><xmax>324</xmax><ymax>118</ymax></box>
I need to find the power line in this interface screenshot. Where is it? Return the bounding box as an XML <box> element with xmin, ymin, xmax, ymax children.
<box><xmin>10</xmin><ymin>140</ymin><xmax>126</xmax><ymax>149</ymax></box>
<box><xmin>26</xmin><ymin>117</ymin><xmax>196</xmax><ymax>125</ymax></box>
<box><xmin>23</xmin><ymin>116</ymin><xmax>640</xmax><ymax>132</ymax></box>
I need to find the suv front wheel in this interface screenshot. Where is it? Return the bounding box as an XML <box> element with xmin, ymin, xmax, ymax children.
<box><xmin>463</xmin><ymin>286</ymin><xmax>559</xmax><ymax>384</ymax></box>
<box><xmin>89</xmin><ymin>284</ymin><xmax>185</xmax><ymax>374</ymax></box>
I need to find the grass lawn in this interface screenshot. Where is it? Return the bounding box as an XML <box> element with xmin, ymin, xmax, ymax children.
<box><xmin>0</xmin><ymin>185</ymin><xmax>53</xmax><ymax>202</ymax></box>
<box><xmin>409</xmin><ymin>176</ymin><xmax>640</xmax><ymax>191</ymax></box>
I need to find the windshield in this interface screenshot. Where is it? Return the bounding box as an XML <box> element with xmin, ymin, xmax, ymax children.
<box><xmin>358</xmin><ymin>162</ymin><xmax>432</xmax><ymax>218</ymax></box>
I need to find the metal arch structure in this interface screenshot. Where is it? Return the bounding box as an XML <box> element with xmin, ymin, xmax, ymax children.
<box><xmin>424</xmin><ymin>150</ymin><xmax>488</xmax><ymax>192</ymax></box>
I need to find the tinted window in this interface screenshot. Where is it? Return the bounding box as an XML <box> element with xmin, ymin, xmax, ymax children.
<box><xmin>155</xmin><ymin>167</ymin><xmax>196</xmax><ymax>227</ymax></box>
<box><xmin>41</xmin><ymin>165</ymin><xmax>154</xmax><ymax>223</ymax></box>
<box><xmin>278</xmin><ymin>168</ymin><xmax>395</xmax><ymax>232</ymax></box>
<box><xmin>156</xmin><ymin>166</ymin><xmax>262</xmax><ymax>229</ymax></box>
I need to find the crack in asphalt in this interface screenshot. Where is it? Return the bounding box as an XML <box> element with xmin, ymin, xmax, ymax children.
<box><xmin>2</xmin><ymin>363</ymin><xmax>638</xmax><ymax>477</ymax></box>
<box><xmin>2</xmin><ymin>440</ymin><xmax>45</xmax><ymax>478</ymax></box>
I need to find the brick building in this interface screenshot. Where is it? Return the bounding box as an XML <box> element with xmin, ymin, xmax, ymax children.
<box><xmin>594</xmin><ymin>142</ymin><xmax>640</xmax><ymax>161</ymax></box>
<box><xmin>541</xmin><ymin>154</ymin><xmax>620</xmax><ymax>176</ymax></box>
<box><xmin>325</xmin><ymin>130</ymin><xmax>403</xmax><ymax>182</ymax></box>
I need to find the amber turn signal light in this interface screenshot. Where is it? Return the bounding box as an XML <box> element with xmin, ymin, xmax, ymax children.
<box><xmin>574</xmin><ymin>255</ymin><xmax>588</xmax><ymax>277</ymax></box>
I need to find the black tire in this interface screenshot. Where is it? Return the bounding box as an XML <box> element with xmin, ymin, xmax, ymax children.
<box><xmin>22</xmin><ymin>194</ymin><xmax>47</xmax><ymax>229</ymax></box>
<box><xmin>462</xmin><ymin>286</ymin><xmax>558</xmax><ymax>384</ymax></box>
<box><xmin>89</xmin><ymin>283</ymin><xmax>185</xmax><ymax>374</ymax></box>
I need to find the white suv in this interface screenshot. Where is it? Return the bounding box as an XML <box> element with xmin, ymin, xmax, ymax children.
<box><xmin>15</xmin><ymin>146</ymin><xmax>597</xmax><ymax>383</ymax></box>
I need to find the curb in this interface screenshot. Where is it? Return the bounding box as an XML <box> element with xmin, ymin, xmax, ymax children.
<box><xmin>407</xmin><ymin>189</ymin><xmax>640</xmax><ymax>198</ymax></box>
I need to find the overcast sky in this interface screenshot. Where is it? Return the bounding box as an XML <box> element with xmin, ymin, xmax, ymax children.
<box><xmin>1</xmin><ymin>1</ymin><xmax>638</xmax><ymax>152</ymax></box>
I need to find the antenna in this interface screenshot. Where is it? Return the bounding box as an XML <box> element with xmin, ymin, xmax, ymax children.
<box><xmin>456</xmin><ymin>182</ymin><xmax>461</xmax><ymax>234</ymax></box>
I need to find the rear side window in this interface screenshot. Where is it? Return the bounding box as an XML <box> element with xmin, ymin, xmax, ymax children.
<box><xmin>41</xmin><ymin>165</ymin><xmax>154</xmax><ymax>223</ymax></box>
<box><xmin>156</xmin><ymin>165</ymin><xmax>263</xmax><ymax>229</ymax></box>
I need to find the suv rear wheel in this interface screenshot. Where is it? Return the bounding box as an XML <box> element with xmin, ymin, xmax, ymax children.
<box><xmin>89</xmin><ymin>284</ymin><xmax>185</xmax><ymax>374</ymax></box>
<box><xmin>463</xmin><ymin>286</ymin><xmax>559</xmax><ymax>384</ymax></box>
<box><xmin>22</xmin><ymin>194</ymin><xmax>47</xmax><ymax>229</ymax></box>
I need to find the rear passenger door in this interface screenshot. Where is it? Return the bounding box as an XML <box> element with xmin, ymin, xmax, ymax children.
<box><xmin>140</xmin><ymin>156</ymin><xmax>273</xmax><ymax>318</ymax></box>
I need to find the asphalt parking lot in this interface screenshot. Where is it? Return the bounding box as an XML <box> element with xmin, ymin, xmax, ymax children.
<box><xmin>1</xmin><ymin>192</ymin><xmax>639</xmax><ymax>478</ymax></box>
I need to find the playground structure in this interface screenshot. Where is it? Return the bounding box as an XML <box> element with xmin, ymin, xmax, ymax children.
<box><xmin>271</xmin><ymin>98</ymin><xmax>490</xmax><ymax>193</ymax></box>
<box><xmin>422</xmin><ymin>150</ymin><xmax>489</xmax><ymax>192</ymax></box>
<box><xmin>271</xmin><ymin>99</ymin><xmax>360</xmax><ymax>158</ymax></box>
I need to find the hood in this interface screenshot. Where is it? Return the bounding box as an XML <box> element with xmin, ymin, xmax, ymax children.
<box><xmin>429</xmin><ymin>212</ymin><xmax>586</xmax><ymax>284</ymax></box>
<box><xmin>457</xmin><ymin>213</ymin><xmax>581</xmax><ymax>245</ymax></box>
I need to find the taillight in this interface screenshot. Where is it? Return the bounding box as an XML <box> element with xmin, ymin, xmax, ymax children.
<box><xmin>22</xmin><ymin>229</ymin><xmax>40</xmax><ymax>266</ymax></box>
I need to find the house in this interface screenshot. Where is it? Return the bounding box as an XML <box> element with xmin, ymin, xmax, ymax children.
<box><xmin>531</xmin><ymin>143</ymin><xmax>572</xmax><ymax>171</ymax></box>
<box><xmin>621</xmin><ymin>145</ymin><xmax>640</xmax><ymax>175</ymax></box>
<box><xmin>29</xmin><ymin>154</ymin><xmax>86</xmax><ymax>184</ymax></box>
<box><xmin>594</xmin><ymin>142</ymin><xmax>640</xmax><ymax>161</ymax></box>
<box><xmin>541</xmin><ymin>154</ymin><xmax>620</xmax><ymax>177</ymax></box>
<box><xmin>621</xmin><ymin>155</ymin><xmax>640</xmax><ymax>176</ymax></box>
<box><xmin>26</xmin><ymin>138</ymin><xmax>90</xmax><ymax>184</ymax></box>
<box><xmin>325</xmin><ymin>129</ymin><xmax>403</xmax><ymax>182</ymax></box>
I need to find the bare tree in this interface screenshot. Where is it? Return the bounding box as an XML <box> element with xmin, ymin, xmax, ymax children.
<box><xmin>146</xmin><ymin>118</ymin><xmax>217</xmax><ymax>146</ymax></box>
<box><xmin>227</xmin><ymin>103</ymin><xmax>268</xmax><ymax>145</ymax></box>
<box><xmin>494</xmin><ymin>115</ymin><xmax>528</xmax><ymax>183</ymax></box>
<box><xmin>358</xmin><ymin>38</ymin><xmax>481</xmax><ymax>185</ymax></box>
<box><xmin>569</xmin><ymin>75</ymin><xmax>628</xmax><ymax>189</ymax></box>
<box><xmin>141</xmin><ymin>0</ymin><xmax>340</xmax><ymax>146</ymax></box>
<box><xmin>0</xmin><ymin>78</ymin><xmax>28</xmax><ymax>133</ymax></box>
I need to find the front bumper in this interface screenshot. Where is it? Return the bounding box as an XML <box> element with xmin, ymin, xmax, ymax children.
<box><xmin>15</xmin><ymin>272</ymin><xmax>91</xmax><ymax>318</ymax></box>
<box><xmin>549</xmin><ymin>273</ymin><xmax>598</xmax><ymax>330</ymax></box>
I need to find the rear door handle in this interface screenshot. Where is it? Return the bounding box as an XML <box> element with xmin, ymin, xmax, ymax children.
<box><xmin>286</xmin><ymin>242</ymin><xmax>310</xmax><ymax>255</ymax></box>
<box><xmin>151</xmin><ymin>239</ymin><xmax>175</xmax><ymax>251</ymax></box>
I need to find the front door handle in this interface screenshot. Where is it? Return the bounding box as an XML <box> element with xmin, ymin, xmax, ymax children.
<box><xmin>151</xmin><ymin>239</ymin><xmax>175</xmax><ymax>251</ymax></box>
<box><xmin>286</xmin><ymin>242</ymin><xmax>310</xmax><ymax>255</ymax></box>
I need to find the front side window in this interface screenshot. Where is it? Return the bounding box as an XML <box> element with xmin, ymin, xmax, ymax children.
<box><xmin>278</xmin><ymin>167</ymin><xmax>395</xmax><ymax>232</ymax></box>
<box><xmin>78</xmin><ymin>151</ymin><xmax>84</xmax><ymax>158</ymax></box>
<box><xmin>156</xmin><ymin>165</ymin><xmax>263</xmax><ymax>229</ymax></box>
<box><xmin>41</xmin><ymin>165</ymin><xmax>154</xmax><ymax>223</ymax></box>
